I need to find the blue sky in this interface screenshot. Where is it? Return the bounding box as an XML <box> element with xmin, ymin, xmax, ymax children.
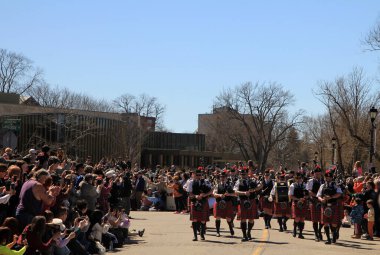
<box><xmin>1</xmin><ymin>1</ymin><xmax>380</xmax><ymax>132</ymax></box>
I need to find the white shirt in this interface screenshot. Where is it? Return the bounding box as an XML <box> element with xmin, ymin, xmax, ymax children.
<box><xmin>183</xmin><ymin>178</ymin><xmax>193</xmax><ymax>192</ymax></box>
<box><xmin>187</xmin><ymin>179</ymin><xmax>211</xmax><ymax>193</ymax></box>
<box><xmin>288</xmin><ymin>182</ymin><xmax>306</xmax><ymax>196</ymax></box>
<box><xmin>306</xmin><ymin>178</ymin><xmax>323</xmax><ymax>191</ymax></box>
<box><xmin>316</xmin><ymin>183</ymin><xmax>342</xmax><ymax>198</ymax></box>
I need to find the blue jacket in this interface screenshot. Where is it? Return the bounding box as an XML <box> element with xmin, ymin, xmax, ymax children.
<box><xmin>350</xmin><ymin>204</ymin><xmax>364</xmax><ymax>224</ymax></box>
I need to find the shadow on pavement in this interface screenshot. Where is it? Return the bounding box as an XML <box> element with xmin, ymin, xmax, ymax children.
<box><xmin>202</xmin><ymin>240</ymin><xmax>239</xmax><ymax>245</ymax></box>
<box><xmin>124</xmin><ymin>239</ymin><xmax>147</xmax><ymax>245</ymax></box>
<box><xmin>334</xmin><ymin>242</ymin><xmax>373</xmax><ymax>250</ymax></box>
<box><xmin>338</xmin><ymin>239</ymin><xmax>377</xmax><ymax>245</ymax></box>
<box><xmin>252</xmin><ymin>240</ymin><xmax>289</xmax><ymax>245</ymax></box>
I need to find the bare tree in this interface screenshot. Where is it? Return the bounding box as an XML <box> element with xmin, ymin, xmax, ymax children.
<box><xmin>364</xmin><ymin>21</ymin><xmax>380</xmax><ymax>51</ymax></box>
<box><xmin>315</xmin><ymin>67</ymin><xmax>380</xmax><ymax>166</ymax></box>
<box><xmin>214</xmin><ymin>82</ymin><xmax>303</xmax><ymax>172</ymax></box>
<box><xmin>0</xmin><ymin>49</ymin><xmax>43</xmax><ymax>95</ymax></box>
<box><xmin>113</xmin><ymin>93</ymin><xmax>166</xmax><ymax>130</ymax></box>
<box><xmin>28</xmin><ymin>83</ymin><xmax>114</xmax><ymax>112</ymax></box>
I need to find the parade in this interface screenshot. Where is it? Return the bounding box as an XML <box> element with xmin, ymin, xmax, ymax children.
<box><xmin>184</xmin><ymin>162</ymin><xmax>379</xmax><ymax>244</ymax></box>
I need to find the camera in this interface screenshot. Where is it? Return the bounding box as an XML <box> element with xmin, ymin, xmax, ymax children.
<box><xmin>96</xmin><ymin>179</ymin><xmax>103</xmax><ymax>185</ymax></box>
<box><xmin>5</xmin><ymin>181</ymin><xmax>11</xmax><ymax>191</ymax></box>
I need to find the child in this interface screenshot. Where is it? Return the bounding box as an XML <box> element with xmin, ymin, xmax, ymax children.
<box><xmin>366</xmin><ymin>199</ymin><xmax>375</xmax><ymax>240</ymax></box>
<box><xmin>350</xmin><ymin>198</ymin><xmax>364</xmax><ymax>238</ymax></box>
<box><xmin>341</xmin><ymin>209</ymin><xmax>351</xmax><ymax>228</ymax></box>
<box><xmin>0</xmin><ymin>226</ymin><xmax>27</xmax><ymax>255</ymax></box>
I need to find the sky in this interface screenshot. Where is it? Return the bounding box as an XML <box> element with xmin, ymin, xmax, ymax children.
<box><xmin>1</xmin><ymin>0</ymin><xmax>380</xmax><ymax>132</ymax></box>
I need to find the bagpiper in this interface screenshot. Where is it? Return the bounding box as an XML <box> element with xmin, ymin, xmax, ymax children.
<box><xmin>234</xmin><ymin>168</ymin><xmax>262</xmax><ymax>242</ymax></box>
<box><xmin>188</xmin><ymin>168</ymin><xmax>213</xmax><ymax>241</ymax></box>
<box><xmin>270</xmin><ymin>173</ymin><xmax>290</xmax><ymax>232</ymax></box>
<box><xmin>306</xmin><ymin>166</ymin><xmax>324</xmax><ymax>241</ymax></box>
<box><xmin>289</xmin><ymin>172</ymin><xmax>308</xmax><ymax>239</ymax></box>
<box><xmin>260</xmin><ymin>170</ymin><xmax>274</xmax><ymax>229</ymax></box>
<box><xmin>317</xmin><ymin>170</ymin><xmax>343</xmax><ymax>244</ymax></box>
<box><xmin>213</xmin><ymin>171</ymin><xmax>236</xmax><ymax>237</ymax></box>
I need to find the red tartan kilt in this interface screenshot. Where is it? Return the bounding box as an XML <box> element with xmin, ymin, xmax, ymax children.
<box><xmin>237</xmin><ymin>199</ymin><xmax>258</xmax><ymax>220</ymax></box>
<box><xmin>273</xmin><ymin>202</ymin><xmax>291</xmax><ymax>217</ymax></box>
<box><xmin>187</xmin><ymin>197</ymin><xmax>191</xmax><ymax>209</ymax></box>
<box><xmin>338</xmin><ymin>200</ymin><xmax>344</xmax><ymax>219</ymax></box>
<box><xmin>190</xmin><ymin>201</ymin><xmax>210</xmax><ymax>222</ymax></box>
<box><xmin>305</xmin><ymin>203</ymin><xmax>311</xmax><ymax>221</ymax></box>
<box><xmin>260</xmin><ymin>197</ymin><xmax>274</xmax><ymax>214</ymax></box>
<box><xmin>309</xmin><ymin>202</ymin><xmax>322</xmax><ymax>223</ymax></box>
<box><xmin>292</xmin><ymin>201</ymin><xmax>308</xmax><ymax>219</ymax></box>
<box><xmin>322</xmin><ymin>204</ymin><xmax>340</xmax><ymax>225</ymax></box>
<box><xmin>213</xmin><ymin>200</ymin><xmax>234</xmax><ymax>219</ymax></box>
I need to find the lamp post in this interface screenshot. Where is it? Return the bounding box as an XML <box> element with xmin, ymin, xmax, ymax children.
<box><xmin>369</xmin><ymin>107</ymin><xmax>378</xmax><ymax>173</ymax></box>
<box><xmin>314</xmin><ymin>151</ymin><xmax>319</xmax><ymax>166</ymax></box>
<box><xmin>331</xmin><ymin>137</ymin><xmax>336</xmax><ymax>165</ymax></box>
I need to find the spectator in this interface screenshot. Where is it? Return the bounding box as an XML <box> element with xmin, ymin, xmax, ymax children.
<box><xmin>0</xmin><ymin>226</ymin><xmax>27</xmax><ymax>255</ymax></box>
<box><xmin>167</xmin><ymin>176</ymin><xmax>186</xmax><ymax>214</ymax></box>
<box><xmin>26</xmin><ymin>149</ymin><xmax>37</xmax><ymax>165</ymax></box>
<box><xmin>16</xmin><ymin>170</ymin><xmax>60</xmax><ymax>231</ymax></box>
<box><xmin>374</xmin><ymin>179</ymin><xmax>380</xmax><ymax>237</ymax></box>
<box><xmin>366</xmin><ymin>199</ymin><xmax>375</xmax><ymax>240</ymax></box>
<box><xmin>77</xmin><ymin>174</ymin><xmax>101</xmax><ymax>212</ymax></box>
<box><xmin>353</xmin><ymin>161</ymin><xmax>363</xmax><ymax>177</ymax></box>
<box><xmin>350</xmin><ymin>198</ymin><xmax>364</xmax><ymax>239</ymax></box>
<box><xmin>134</xmin><ymin>171</ymin><xmax>146</xmax><ymax>210</ymax></box>
<box><xmin>2</xmin><ymin>148</ymin><xmax>13</xmax><ymax>161</ymax></box>
<box><xmin>36</xmin><ymin>145</ymin><xmax>50</xmax><ymax>169</ymax></box>
<box><xmin>20</xmin><ymin>216</ymin><xmax>61</xmax><ymax>255</ymax></box>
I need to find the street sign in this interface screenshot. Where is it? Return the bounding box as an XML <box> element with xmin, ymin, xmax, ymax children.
<box><xmin>1</xmin><ymin>119</ymin><xmax>21</xmax><ymax>132</ymax></box>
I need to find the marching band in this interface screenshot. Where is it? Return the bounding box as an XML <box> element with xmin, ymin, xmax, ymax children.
<box><xmin>188</xmin><ymin>164</ymin><xmax>345</xmax><ymax>245</ymax></box>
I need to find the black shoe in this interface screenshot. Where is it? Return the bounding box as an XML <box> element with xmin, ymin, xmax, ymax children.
<box><xmin>265</xmin><ymin>226</ymin><xmax>269</xmax><ymax>229</ymax></box>
<box><xmin>216</xmin><ymin>233</ymin><xmax>221</xmax><ymax>237</ymax></box>
<box><xmin>279</xmin><ymin>227</ymin><xmax>283</xmax><ymax>232</ymax></box>
<box><xmin>298</xmin><ymin>234</ymin><xmax>304</xmax><ymax>239</ymax></box>
<box><xmin>247</xmin><ymin>232</ymin><xmax>252</xmax><ymax>240</ymax></box>
<box><xmin>201</xmin><ymin>236</ymin><xmax>205</xmax><ymax>240</ymax></box>
<box><xmin>230</xmin><ymin>230</ymin><xmax>235</xmax><ymax>236</ymax></box>
<box><xmin>283</xmin><ymin>224</ymin><xmax>287</xmax><ymax>231</ymax></box>
<box><xmin>315</xmin><ymin>235</ymin><xmax>320</xmax><ymax>242</ymax></box>
<box><xmin>325</xmin><ymin>240</ymin><xmax>331</xmax><ymax>245</ymax></box>
<box><xmin>241</xmin><ymin>237</ymin><xmax>249</xmax><ymax>242</ymax></box>
<box><xmin>318</xmin><ymin>232</ymin><xmax>323</xmax><ymax>241</ymax></box>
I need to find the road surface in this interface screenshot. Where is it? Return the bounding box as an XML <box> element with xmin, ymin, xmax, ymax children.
<box><xmin>119</xmin><ymin>211</ymin><xmax>378</xmax><ymax>255</ymax></box>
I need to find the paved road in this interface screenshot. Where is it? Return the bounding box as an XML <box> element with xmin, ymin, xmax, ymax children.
<box><xmin>119</xmin><ymin>211</ymin><xmax>378</xmax><ymax>255</ymax></box>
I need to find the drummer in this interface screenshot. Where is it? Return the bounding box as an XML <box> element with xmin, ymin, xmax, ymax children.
<box><xmin>270</xmin><ymin>173</ymin><xmax>290</xmax><ymax>232</ymax></box>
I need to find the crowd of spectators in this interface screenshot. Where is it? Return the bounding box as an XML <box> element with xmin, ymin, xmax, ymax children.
<box><xmin>0</xmin><ymin>146</ymin><xmax>145</xmax><ymax>255</ymax></box>
<box><xmin>0</xmin><ymin>145</ymin><xmax>379</xmax><ymax>255</ymax></box>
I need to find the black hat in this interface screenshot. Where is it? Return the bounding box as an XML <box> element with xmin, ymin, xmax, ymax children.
<box><xmin>324</xmin><ymin>170</ymin><xmax>333</xmax><ymax>178</ymax></box>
